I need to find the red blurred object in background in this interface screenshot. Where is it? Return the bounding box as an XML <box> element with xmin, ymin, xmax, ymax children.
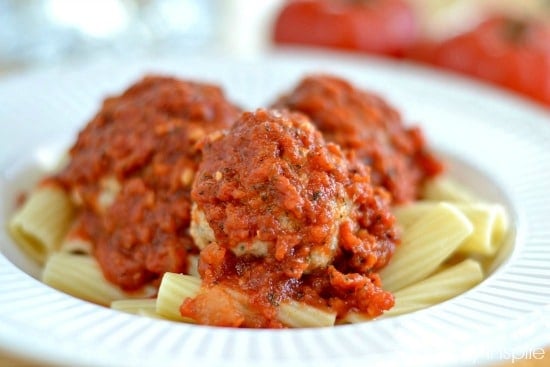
<box><xmin>272</xmin><ymin>0</ymin><xmax>419</xmax><ymax>57</ymax></box>
<box><xmin>409</xmin><ymin>16</ymin><xmax>550</xmax><ymax>107</ymax></box>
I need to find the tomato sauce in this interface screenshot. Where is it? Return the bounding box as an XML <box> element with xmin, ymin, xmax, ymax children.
<box><xmin>45</xmin><ymin>74</ymin><xmax>445</xmax><ymax>327</ymax></box>
<box><xmin>51</xmin><ymin>75</ymin><xmax>241</xmax><ymax>290</ymax></box>
<box><xmin>273</xmin><ymin>74</ymin><xmax>443</xmax><ymax>203</ymax></box>
<box><xmin>184</xmin><ymin>109</ymin><xmax>397</xmax><ymax>327</ymax></box>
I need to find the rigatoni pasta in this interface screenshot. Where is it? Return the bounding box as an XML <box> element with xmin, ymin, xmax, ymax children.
<box><xmin>379</xmin><ymin>202</ymin><xmax>474</xmax><ymax>292</ymax></box>
<box><xmin>393</xmin><ymin>202</ymin><xmax>509</xmax><ymax>256</ymax></box>
<box><xmin>456</xmin><ymin>203</ymin><xmax>508</xmax><ymax>256</ymax></box>
<box><xmin>156</xmin><ymin>273</ymin><xmax>200</xmax><ymax>323</ymax></box>
<box><xmin>111</xmin><ymin>298</ymin><xmax>157</xmax><ymax>316</ymax></box>
<box><xmin>421</xmin><ymin>176</ymin><xmax>477</xmax><ymax>203</ymax></box>
<box><xmin>42</xmin><ymin>253</ymin><xmax>155</xmax><ymax>305</ymax></box>
<box><xmin>155</xmin><ymin>273</ymin><xmax>337</xmax><ymax>328</ymax></box>
<box><xmin>8</xmin><ymin>185</ymin><xmax>74</xmax><ymax>264</ymax></box>
<box><xmin>384</xmin><ymin>259</ymin><xmax>484</xmax><ymax>316</ymax></box>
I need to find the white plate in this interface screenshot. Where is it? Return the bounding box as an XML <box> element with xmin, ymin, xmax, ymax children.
<box><xmin>1</xmin><ymin>51</ymin><xmax>550</xmax><ymax>367</ymax></box>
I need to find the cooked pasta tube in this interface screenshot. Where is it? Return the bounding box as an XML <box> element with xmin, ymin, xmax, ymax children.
<box><xmin>457</xmin><ymin>204</ymin><xmax>508</xmax><ymax>256</ymax></box>
<box><xmin>156</xmin><ymin>273</ymin><xmax>336</xmax><ymax>327</ymax></box>
<box><xmin>392</xmin><ymin>202</ymin><xmax>432</xmax><ymax>229</ymax></box>
<box><xmin>58</xmin><ymin>217</ymin><xmax>93</xmax><ymax>255</ymax></box>
<box><xmin>341</xmin><ymin>302</ymin><xmax>430</xmax><ymax>324</ymax></box>
<box><xmin>421</xmin><ymin>176</ymin><xmax>476</xmax><ymax>202</ymax></box>
<box><xmin>277</xmin><ymin>299</ymin><xmax>337</xmax><ymax>328</ymax></box>
<box><xmin>379</xmin><ymin>202</ymin><xmax>474</xmax><ymax>292</ymax></box>
<box><xmin>156</xmin><ymin>273</ymin><xmax>200</xmax><ymax>323</ymax></box>
<box><xmin>344</xmin><ymin>259</ymin><xmax>484</xmax><ymax>321</ymax></box>
<box><xmin>42</xmin><ymin>253</ymin><xmax>154</xmax><ymax>306</ymax></box>
<box><xmin>111</xmin><ymin>298</ymin><xmax>157</xmax><ymax>315</ymax></box>
<box><xmin>136</xmin><ymin>309</ymin><xmax>165</xmax><ymax>319</ymax></box>
<box><xmin>393</xmin><ymin>202</ymin><xmax>508</xmax><ymax>256</ymax></box>
<box><xmin>9</xmin><ymin>185</ymin><xmax>75</xmax><ymax>264</ymax></box>
<box><xmin>59</xmin><ymin>237</ymin><xmax>93</xmax><ymax>255</ymax></box>
<box><xmin>383</xmin><ymin>258</ymin><xmax>483</xmax><ymax>316</ymax></box>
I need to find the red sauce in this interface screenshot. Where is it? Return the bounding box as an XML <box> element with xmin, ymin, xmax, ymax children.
<box><xmin>51</xmin><ymin>75</ymin><xmax>241</xmax><ymax>290</ymax></box>
<box><xmin>184</xmin><ymin>109</ymin><xmax>397</xmax><ymax>327</ymax></box>
<box><xmin>273</xmin><ymin>74</ymin><xmax>444</xmax><ymax>203</ymax></box>
<box><xmin>44</xmin><ymin>74</ymin><xmax>445</xmax><ymax>327</ymax></box>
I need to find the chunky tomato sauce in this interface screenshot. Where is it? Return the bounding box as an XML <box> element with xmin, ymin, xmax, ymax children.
<box><xmin>45</xmin><ymin>74</ymin><xmax>444</xmax><ymax>327</ymax></box>
<box><xmin>184</xmin><ymin>109</ymin><xmax>397</xmax><ymax>327</ymax></box>
<box><xmin>50</xmin><ymin>76</ymin><xmax>241</xmax><ymax>290</ymax></box>
<box><xmin>273</xmin><ymin>75</ymin><xmax>443</xmax><ymax>203</ymax></box>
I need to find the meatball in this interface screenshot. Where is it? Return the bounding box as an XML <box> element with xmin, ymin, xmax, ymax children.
<box><xmin>54</xmin><ymin>75</ymin><xmax>241</xmax><ymax>290</ymax></box>
<box><xmin>186</xmin><ymin>109</ymin><xmax>398</xmax><ymax>326</ymax></box>
<box><xmin>191</xmin><ymin>109</ymin><xmax>398</xmax><ymax>277</ymax></box>
<box><xmin>273</xmin><ymin>74</ymin><xmax>443</xmax><ymax>203</ymax></box>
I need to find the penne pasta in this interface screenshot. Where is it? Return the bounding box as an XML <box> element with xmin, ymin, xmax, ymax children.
<box><xmin>379</xmin><ymin>202</ymin><xmax>474</xmax><ymax>292</ymax></box>
<box><xmin>42</xmin><ymin>253</ymin><xmax>155</xmax><ymax>306</ymax></box>
<box><xmin>8</xmin><ymin>185</ymin><xmax>75</xmax><ymax>264</ymax></box>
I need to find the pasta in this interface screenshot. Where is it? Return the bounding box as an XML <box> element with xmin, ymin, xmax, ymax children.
<box><xmin>384</xmin><ymin>258</ymin><xmax>484</xmax><ymax>316</ymax></box>
<box><xmin>111</xmin><ymin>299</ymin><xmax>157</xmax><ymax>315</ymax></box>
<box><xmin>10</xmin><ymin>164</ymin><xmax>508</xmax><ymax>327</ymax></box>
<box><xmin>58</xmin><ymin>217</ymin><xmax>94</xmax><ymax>255</ymax></box>
<box><xmin>393</xmin><ymin>202</ymin><xmax>509</xmax><ymax>256</ymax></box>
<box><xmin>155</xmin><ymin>273</ymin><xmax>337</xmax><ymax>327</ymax></box>
<box><xmin>7</xmin><ymin>74</ymin><xmax>511</xmax><ymax>328</ymax></box>
<box><xmin>8</xmin><ymin>185</ymin><xmax>74</xmax><ymax>264</ymax></box>
<box><xmin>25</xmin><ymin>175</ymin><xmax>502</xmax><ymax>327</ymax></box>
<box><xmin>378</xmin><ymin>202</ymin><xmax>474</xmax><ymax>292</ymax></box>
<box><xmin>42</xmin><ymin>253</ymin><xmax>155</xmax><ymax>306</ymax></box>
<box><xmin>59</xmin><ymin>237</ymin><xmax>93</xmax><ymax>255</ymax></box>
<box><xmin>155</xmin><ymin>273</ymin><xmax>200</xmax><ymax>322</ymax></box>
<box><xmin>420</xmin><ymin>176</ymin><xmax>477</xmax><ymax>202</ymax></box>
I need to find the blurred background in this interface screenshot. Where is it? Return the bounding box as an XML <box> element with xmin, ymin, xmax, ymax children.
<box><xmin>1</xmin><ymin>0</ymin><xmax>549</xmax><ymax>107</ymax></box>
<box><xmin>0</xmin><ymin>0</ymin><xmax>284</xmax><ymax>73</ymax></box>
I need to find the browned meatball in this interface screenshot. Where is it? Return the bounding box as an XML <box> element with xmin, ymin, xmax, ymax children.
<box><xmin>52</xmin><ymin>75</ymin><xmax>241</xmax><ymax>290</ymax></box>
<box><xmin>187</xmin><ymin>109</ymin><xmax>398</xmax><ymax>327</ymax></box>
<box><xmin>191</xmin><ymin>109</ymin><xmax>352</xmax><ymax>273</ymax></box>
<box><xmin>273</xmin><ymin>74</ymin><xmax>443</xmax><ymax>203</ymax></box>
